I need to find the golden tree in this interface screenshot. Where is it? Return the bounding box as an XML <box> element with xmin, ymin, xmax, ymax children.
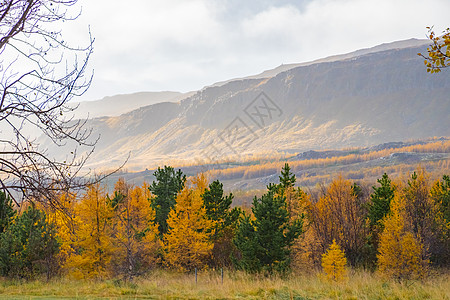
<box><xmin>308</xmin><ymin>175</ymin><xmax>367</xmax><ymax>266</ymax></box>
<box><xmin>110</xmin><ymin>181</ymin><xmax>160</xmax><ymax>279</ymax></box>
<box><xmin>37</xmin><ymin>192</ymin><xmax>78</xmax><ymax>267</ymax></box>
<box><xmin>321</xmin><ymin>239</ymin><xmax>347</xmax><ymax>281</ymax></box>
<box><xmin>64</xmin><ymin>184</ymin><xmax>114</xmax><ymax>279</ymax></box>
<box><xmin>163</xmin><ymin>174</ymin><xmax>215</xmax><ymax>271</ymax></box>
<box><xmin>377</xmin><ymin>188</ymin><xmax>426</xmax><ymax>280</ymax></box>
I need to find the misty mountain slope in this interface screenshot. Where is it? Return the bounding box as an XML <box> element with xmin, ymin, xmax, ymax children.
<box><xmin>77</xmin><ymin>41</ymin><xmax>449</xmax><ymax>171</ymax></box>
<box><xmin>71</xmin><ymin>91</ymin><xmax>194</xmax><ymax>119</ymax></box>
<box><xmin>210</xmin><ymin>38</ymin><xmax>429</xmax><ymax>87</ymax></box>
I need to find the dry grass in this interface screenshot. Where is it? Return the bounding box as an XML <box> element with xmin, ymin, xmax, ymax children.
<box><xmin>0</xmin><ymin>269</ymin><xmax>449</xmax><ymax>299</ymax></box>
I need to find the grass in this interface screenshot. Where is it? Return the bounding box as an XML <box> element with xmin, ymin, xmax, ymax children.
<box><xmin>0</xmin><ymin>269</ymin><xmax>449</xmax><ymax>299</ymax></box>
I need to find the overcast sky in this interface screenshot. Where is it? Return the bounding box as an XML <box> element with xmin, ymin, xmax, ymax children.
<box><xmin>68</xmin><ymin>0</ymin><xmax>450</xmax><ymax>101</ymax></box>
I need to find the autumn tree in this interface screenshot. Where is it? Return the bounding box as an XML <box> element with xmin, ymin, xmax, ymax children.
<box><xmin>403</xmin><ymin>169</ymin><xmax>439</xmax><ymax>264</ymax></box>
<box><xmin>0</xmin><ymin>203</ymin><xmax>60</xmax><ymax>279</ymax></box>
<box><xmin>233</xmin><ymin>187</ymin><xmax>303</xmax><ymax>274</ymax></box>
<box><xmin>321</xmin><ymin>240</ymin><xmax>347</xmax><ymax>281</ymax></box>
<box><xmin>0</xmin><ymin>0</ymin><xmax>99</xmax><ymax>208</ymax></box>
<box><xmin>308</xmin><ymin>176</ymin><xmax>367</xmax><ymax>266</ymax></box>
<box><xmin>109</xmin><ymin>179</ymin><xmax>160</xmax><ymax>279</ymax></box>
<box><xmin>38</xmin><ymin>191</ymin><xmax>77</xmax><ymax>270</ymax></box>
<box><xmin>64</xmin><ymin>184</ymin><xmax>114</xmax><ymax>279</ymax></box>
<box><xmin>202</xmin><ymin>180</ymin><xmax>240</xmax><ymax>267</ymax></box>
<box><xmin>149</xmin><ymin>166</ymin><xmax>186</xmax><ymax>236</ymax></box>
<box><xmin>163</xmin><ymin>174</ymin><xmax>214</xmax><ymax>271</ymax></box>
<box><xmin>420</xmin><ymin>27</ymin><xmax>450</xmax><ymax>73</ymax></box>
<box><xmin>377</xmin><ymin>188</ymin><xmax>426</xmax><ymax>280</ymax></box>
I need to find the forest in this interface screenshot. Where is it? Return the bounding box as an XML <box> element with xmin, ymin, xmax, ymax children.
<box><xmin>0</xmin><ymin>164</ymin><xmax>448</xmax><ymax>285</ymax></box>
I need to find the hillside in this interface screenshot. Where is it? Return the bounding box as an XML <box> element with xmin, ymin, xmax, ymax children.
<box><xmin>42</xmin><ymin>39</ymin><xmax>450</xmax><ymax>172</ymax></box>
<box><xmin>70</xmin><ymin>91</ymin><xmax>195</xmax><ymax>119</ymax></box>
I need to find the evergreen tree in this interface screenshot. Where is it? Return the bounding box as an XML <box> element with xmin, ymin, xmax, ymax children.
<box><xmin>202</xmin><ymin>180</ymin><xmax>240</xmax><ymax>267</ymax></box>
<box><xmin>233</xmin><ymin>189</ymin><xmax>303</xmax><ymax>274</ymax></box>
<box><xmin>202</xmin><ymin>180</ymin><xmax>239</xmax><ymax>234</ymax></box>
<box><xmin>149</xmin><ymin>166</ymin><xmax>186</xmax><ymax>236</ymax></box>
<box><xmin>279</xmin><ymin>163</ymin><xmax>296</xmax><ymax>191</ymax></box>
<box><xmin>0</xmin><ymin>191</ymin><xmax>15</xmax><ymax>234</ymax></box>
<box><xmin>0</xmin><ymin>204</ymin><xmax>60</xmax><ymax>279</ymax></box>
<box><xmin>364</xmin><ymin>173</ymin><xmax>395</xmax><ymax>269</ymax></box>
<box><xmin>367</xmin><ymin>173</ymin><xmax>395</xmax><ymax>227</ymax></box>
<box><xmin>430</xmin><ymin>175</ymin><xmax>450</xmax><ymax>265</ymax></box>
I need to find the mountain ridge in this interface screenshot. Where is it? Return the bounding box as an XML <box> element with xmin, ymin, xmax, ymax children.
<box><xmin>45</xmin><ymin>39</ymin><xmax>449</xmax><ymax>172</ymax></box>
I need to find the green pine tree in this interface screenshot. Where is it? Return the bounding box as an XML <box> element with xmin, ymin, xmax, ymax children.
<box><xmin>149</xmin><ymin>166</ymin><xmax>186</xmax><ymax>236</ymax></box>
<box><xmin>279</xmin><ymin>163</ymin><xmax>296</xmax><ymax>191</ymax></box>
<box><xmin>364</xmin><ymin>173</ymin><xmax>395</xmax><ymax>269</ymax></box>
<box><xmin>233</xmin><ymin>188</ymin><xmax>303</xmax><ymax>274</ymax></box>
<box><xmin>202</xmin><ymin>180</ymin><xmax>238</xmax><ymax>233</ymax></box>
<box><xmin>0</xmin><ymin>191</ymin><xmax>15</xmax><ymax>234</ymax></box>
<box><xmin>0</xmin><ymin>204</ymin><xmax>60</xmax><ymax>279</ymax></box>
<box><xmin>368</xmin><ymin>173</ymin><xmax>395</xmax><ymax>227</ymax></box>
<box><xmin>202</xmin><ymin>180</ymin><xmax>240</xmax><ymax>267</ymax></box>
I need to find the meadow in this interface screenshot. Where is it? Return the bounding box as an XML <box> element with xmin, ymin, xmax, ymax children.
<box><xmin>0</xmin><ymin>270</ymin><xmax>449</xmax><ymax>299</ymax></box>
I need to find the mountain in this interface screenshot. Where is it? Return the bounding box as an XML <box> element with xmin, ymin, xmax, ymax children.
<box><xmin>70</xmin><ymin>91</ymin><xmax>195</xmax><ymax>119</ymax></box>
<box><xmin>49</xmin><ymin>39</ymin><xmax>450</xmax><ymax>171</ymax></box>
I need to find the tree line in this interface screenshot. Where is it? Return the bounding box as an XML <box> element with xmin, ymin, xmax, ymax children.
<box><xmin>0</xmin><ymin>165</ymin><xmax>448</xmax><ymax>280</ymax></box>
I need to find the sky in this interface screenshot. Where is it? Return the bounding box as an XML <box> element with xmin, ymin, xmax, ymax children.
<box><xmin>66</xmin><ymin>0</ymin><xmax>450</xmax><ymax>101</ymax></box>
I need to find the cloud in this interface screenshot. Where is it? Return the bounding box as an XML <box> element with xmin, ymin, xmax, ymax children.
<box><xmin>66</xmin><ymin>0</ymin><xmax>450</xmax><ymax>101</ymax></box>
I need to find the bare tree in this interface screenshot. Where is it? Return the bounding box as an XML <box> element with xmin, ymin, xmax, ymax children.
<box><xmin>0</xmin><ymin>0</ymin><xmax>98</xmax><ymax>208</ymax></box>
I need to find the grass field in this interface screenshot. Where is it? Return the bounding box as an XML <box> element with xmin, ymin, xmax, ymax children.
<box><xmin>0</xmin><ymin>269</ymin><xmax>449</xmax><ymax>299</ymax></box>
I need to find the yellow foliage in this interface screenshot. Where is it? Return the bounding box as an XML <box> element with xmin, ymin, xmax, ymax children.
<box><xmin>64</xmin><ymin>184</ymin><xmax>114</xmax><ymax>279</ymax></box>
<box><xmin>377</xmin><ymin>189</ymin><xmax>426</xmax><ymax>280</ymax></box>
<box><xmin>308</xmin><ymin>175</ymin><xmax>366</xmax><ymax>266</ymax></box>
<box><xmin>163</xmin><ymin>174</ymin><xmax>215</xmax><ymax>271</ymax></box>
<box><xmin>321</xmin><ymin>239</ymin><xmax>347</xmax><ymax>281</ymax></box>
<box><xmin>110</xmin><ymin>182</ymin><xmax>160</xmax><ymax>277</ymax></box>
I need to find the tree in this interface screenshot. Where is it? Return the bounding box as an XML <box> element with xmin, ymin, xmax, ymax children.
<box><xmin>149</xmin><ymin>166</ymin><xmax>186</xmax><ymax>236</ymax></box>
<box><xmin>377</xmin><ymin>189</ymin><xmax>426</xmax><ymax>280</ymax></box>
<box><xmin>64</xmin><ymin>183</ymin><xmax>114</xmax><ymax>279</ymax></box>
<box><xmin>0</xmin><ymin>203</ymin><xmax>60</xmax><ymax>279</ymax></box>
<box><xmin>0</xmin><ymin>190</ymin><xmax>16</xmax><ymax>234</ymax></box>
<box><xmin>321</xmin><ymin>240</ymin><xmax>347</xmax><ymax>281</ymax></box>
<box><xmin>109</xmin><ymin>180</ymin><xmax>160</xmax><ymax>279</ymax></box>
<box><xmin>0</xmin><ymin>0</ymin><xmax>98</xmax><ymax>207</ymax></box>
<box><xmin>163</xmin><ymin>174</ymin><xmax>214</xmax><ymax>271</ymax></box>
<box><xmin>367</xmin><ymin>173</ymin><xmax>395</xmax><ymax>228</ymax></box>
<box><xmin>233</xmin><ymin>188</ymin><xmax>303</xmax><ymax>274</ymax></box>
<box><xmin>308</xmin><ymin>176</ymin><xmax>367</xmax><ymax>266</ymax></box>
<box><xmin>364</xmin><ymin>173</ymin><xmax>395</xmax><ymax>268</ymax></box>
<box><xmin>279</xmin><ymin>163</ymin><xmax>296</xmax><ymax>190</ymax></box>
<box><xmin>420</xmin><ymin>27</ymin><xmax>450</xmax><ymax>73</ymax></box>
<box><xmin>403</xmin><ymin>169</ymin><xmax>437</xmax><ymax>263</ymax></box>
<box><xmin>202</xmin><ymin>180</ymin><xmax>240</xmax><ymax>267</ymax></box>
<box><xmin>430</xmin><ymin>175</ymin><xmax>450</xmax><ymax>265</ymax></box>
